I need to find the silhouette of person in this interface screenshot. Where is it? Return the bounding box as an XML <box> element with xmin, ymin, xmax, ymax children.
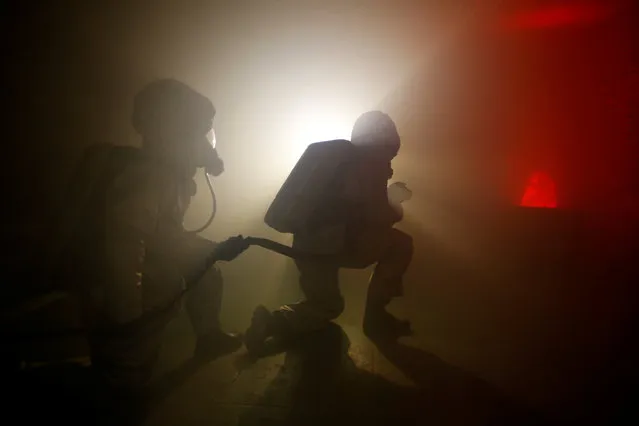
<box><xmin>246</xmin><ymin>111</ymin><xmax>413</xmax><ymax>355</ymax></box>
<box><xmin>51</xmin><ymin>79</ymin><xmax>248</xmax><ymax>396</ymax></box>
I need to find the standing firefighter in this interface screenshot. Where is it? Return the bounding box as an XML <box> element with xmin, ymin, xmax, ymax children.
<box><xmin>53</xmin><ymin>79</ymin><xmax>248</xmax><ymax>395</ymax></box>
<box><xmin>246</xmin><ymin>111</ymin><xmax>413</xmax><ymax>355</ymax></box>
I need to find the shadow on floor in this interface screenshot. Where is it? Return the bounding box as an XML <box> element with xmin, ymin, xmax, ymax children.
<box><xmin>236</xmin><ymin>323</ymin><xmax>549</xmax><ymax>426</ymax></box>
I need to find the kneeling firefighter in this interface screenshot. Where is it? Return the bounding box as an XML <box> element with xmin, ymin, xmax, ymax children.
<box><xmin>246</xmin><ymin>111</ymin><xmax>414</xmax><ymax>354</ymax></box>
<box><xmin>52</xmin><ymin>79</ymin><xmax>249</xmax><ymax>393</ymax></box>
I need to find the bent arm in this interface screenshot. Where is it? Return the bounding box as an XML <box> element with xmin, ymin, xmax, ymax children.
<box><xmin>348</xmin><ymin>160</ymin><xmax>400</xmax><ymax>228</ymax></box>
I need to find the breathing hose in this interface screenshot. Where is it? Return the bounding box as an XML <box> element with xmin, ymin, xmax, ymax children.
<box><xmin>185</xmin><ymin>169</ymin><xmax>217</xmax><ymax>234</ymax></box>
<box><xmin>2</xmin><ymin>236</ymin><xmax>339</xmax><ymax>343</ymax></box>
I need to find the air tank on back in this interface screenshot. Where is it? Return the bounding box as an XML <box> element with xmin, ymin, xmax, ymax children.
<box><xmin>264</xmin><ymin>139</ymin><xmax>355</xmax><ymax>234</ymax></box>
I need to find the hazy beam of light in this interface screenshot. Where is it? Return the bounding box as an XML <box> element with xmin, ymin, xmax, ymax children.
<box><xmin>374</xmin><ymin>5</ymin><xmax>483</xmax><ymax>125</ymax></box>
<box><xmin>179</xmin><ymin>3</ymin><xmax>489</xmax><ymax>301</ymax></box>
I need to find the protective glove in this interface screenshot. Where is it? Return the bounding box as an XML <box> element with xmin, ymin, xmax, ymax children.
<box><xmin>388</xmin><ymin>182</ymin><xmax>412</xmax><ymax>205</ymax></box>
<box><xmin>213</xmin><ymin>235</ymin><xmax>250</xmax><ymax>261</ymax></box>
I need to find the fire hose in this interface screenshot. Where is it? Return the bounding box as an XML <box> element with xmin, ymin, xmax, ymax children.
<box><xmin>1</xmin><ymin>236</ymin><xmax>339</xmax><ymax>343</ymax></box>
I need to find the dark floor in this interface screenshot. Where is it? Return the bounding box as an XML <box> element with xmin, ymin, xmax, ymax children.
<box><xmin>4</xmin><ymin>310</ymin><xmax>547</xmax><ymax>426</ymax></box>
<box><xmin>3</xmin><ymin>209</ymin><xmax>637</xmax><ymax>426</ymax></box>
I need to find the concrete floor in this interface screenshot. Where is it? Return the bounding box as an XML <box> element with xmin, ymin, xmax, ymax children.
<box><xmin>141</xmin><ymin>315</ymin><xmax>543</xmax><ymax>426</ymax></box>
<box><xmin>4</xmin><ymin>263</ymin><xmax>544</xmax><ymax>426</ymax></box>
<box><xmin>0</xmin><ymin>266</ymin><xmax>557</xmax><ymax>426</ymax></box>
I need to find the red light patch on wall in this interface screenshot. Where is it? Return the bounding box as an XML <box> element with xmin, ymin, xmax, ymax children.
<box><xmin>521</xmin><ymin>171</ymin><xmax>558</xmax><ymax>208</ymax></box>
<box><xmin>501</xmin><ymin>3</ymin><xmax>611</xmax><ymax>31</ymax></box>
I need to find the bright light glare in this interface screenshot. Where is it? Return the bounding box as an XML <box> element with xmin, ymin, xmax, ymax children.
<box><xmin>206</xmin><ymin>128</ymin><xmax>216</xmax><ymax>148</ymax></box>
<box><xmin>290</xmin><ymin>110</ymin><xmax>353</xmax><ymax>144</ymax></box>
<box><xmin>270</xmin><ymin>106</ymin><xmax>357</xmax><ymax>179</ymax></box>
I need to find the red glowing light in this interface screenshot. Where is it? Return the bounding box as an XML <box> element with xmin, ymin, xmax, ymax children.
<box><xmin>520</xmin><ymin>171</ymin><xmax>557</xmax><ymax>208</ymax></box>
<box><xmin>502</xmin><ymin>3</ymin><xmax>610</xmax><ymax>31</ymax></box>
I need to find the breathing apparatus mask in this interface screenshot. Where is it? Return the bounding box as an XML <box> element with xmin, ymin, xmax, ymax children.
<box><xmin>196</xmin><ymin>128</ymin><xmax>224</xmax><ymax>175</ymax></box>
<box><xmin>186</xmin><ymin>127</ymin><xmax>220</xmax><ymax>233</ymax></box>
